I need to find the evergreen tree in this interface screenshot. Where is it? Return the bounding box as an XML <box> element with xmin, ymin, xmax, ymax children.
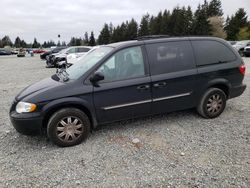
<box><xmin>14</xmin><ymin>37</ymin><xmax>22</xmax><ymax>48</ymax></box>
<box><xmin>149</xmin><ymin>12</ymin><xmax>163</xmax><ymax>35</ymax></box>
<box><xmin>207</xmin><ymin>0</ymin><xmax>223</xmax><ymax>17</ymax></box>
<box><xmin>2</xmin><ymin>35</ymin><xmax>13</xmax><ymax>47</ymax></box>
<box><xmin>192</xmin><ymin>4</ymin><xmax>211</xmax><ymax>35</ymax></box>
<box><xmin>225</xmin><ymin>8</ymin><xmax>248</xmax><ymax>40</ymax></box>
<box><xmin>20</xmin><ymin>40</ymin><xmax>27</xmax><ymax>48</ymax></box>
<box><xmin>89</xmin><ymin>31</ymin><xmax>96</xmax><ymax>46</ymax></box>
<box><xmin>126</xmin><ymin>19</ymin><xmax>138</xmax><ymax>40</ymax></box>
<box><xmin>32</xmin><ymin>38</ymin><xmax>40</xmax><ymax>48</ymax></box>
<box><xmin>109</xmin><ymin>23</ymin><xmax>114</xmax><ymax>37</ymax></box>
<box><xmin>61</xmin><ymin>41</ymin><xmax>67</xmax><ymax>46</ymax></box>
<box><xmin>111</xmin><ymin>26</ymin><xmax>122</xmax><ymax>42</ymax></box>
<box><xmin>75</xmin><ymin>38</ymin><xmax>82</xmax><ymax>46</ymax></box>
<box><xmin>98</xmin><ymin>23</ymin><xmax>111</xmax><ymax>44</ymax></box>
<box><xmin>118</xmin><ymin>22</ymin><xmax>128</xmax><ymax>41</ymax></box>
<box><xmin>69</xmin><ymin>37</ymin><xmax>76</xmax><ymax>46</ymax></box>
<box><xmin>138</xmin><ymin>14</ymin><xmax>150</xmax><ymax>36</ymax></box>
<box><xmin>42</xmin><ymin>41</ymin><xmax>47</xmax><ymax>48</ymax></box>
<box><xmin>184</xmin><ymin>6</ymin><xmax>194</xmax><ymax>35</ymax></box>
<box><xmin>84</xmin><ymin>32</ymin><xmax>89</xmax><ymax>45</ymax></box>
<box><xmin>161</xmin><ymin>10</ymin><xmax>171</xmax><ymax>35</ymax></box>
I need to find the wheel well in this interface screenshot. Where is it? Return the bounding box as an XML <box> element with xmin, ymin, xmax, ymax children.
<box><xmin>42</xmin><ymin>104</ymin><xmax>93</xmax><ymax>130</ymax></box>
<box><xmin>209</xmin><ymin>84</ymin><xmax>229</xmax><ymax>98</ymax></box>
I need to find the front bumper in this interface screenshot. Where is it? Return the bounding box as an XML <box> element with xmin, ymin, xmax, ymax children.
<box><xmin>9</xmin><ymin>111</ymin><xmax>43</xmax><ymax>135</ymax></box>
<box><xmin>229</xmin><ymin>84</ymin><xmax>246</xmax><ymax>99</ymax></box>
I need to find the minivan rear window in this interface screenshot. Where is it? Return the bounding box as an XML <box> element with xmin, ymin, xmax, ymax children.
<box><xmin>146</xmin><ymin>41</ymin><xmax>195</xmax><ymax>75</ymax></box>
<box><xmin>191</xmin><ymin>40</ymin><xmax>236</xmax><ymax>66</ymax></box>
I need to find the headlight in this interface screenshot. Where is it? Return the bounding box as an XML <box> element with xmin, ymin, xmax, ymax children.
<box><xmin>16</xmin><ymin>102</ymin><xmax>37</xmax><ymax>113</ymax></box>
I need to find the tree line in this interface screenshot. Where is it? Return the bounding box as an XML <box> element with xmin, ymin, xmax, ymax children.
<box><xmin>0</xmin><ymin>0</ymin><xmax>249</xmax><ymax>48</ymax></box>
<box><xmin>98</xmin><ymin>0</ymin><xmax>250</xmax><ymax>44</ymax></box>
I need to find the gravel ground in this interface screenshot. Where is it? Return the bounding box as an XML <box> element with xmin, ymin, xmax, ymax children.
<box><xmin>0</xmin><ymin>55</ymin><xmax>249</xmax><ymax>187</ymax></box>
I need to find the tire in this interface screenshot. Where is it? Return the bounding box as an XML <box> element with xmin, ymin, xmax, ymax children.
<box><xmin>197</xmin><ymin>88</ymin><xmax>227</xmax><ymax>119</ymax></box>
<box><xmin>47</xmin><ymin>108</ymin><xmax>91</xmax><ymax>147</ymax></box>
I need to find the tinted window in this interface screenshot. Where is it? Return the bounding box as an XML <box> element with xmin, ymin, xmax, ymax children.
<box><xmin>97</xmin><ymin>46</ymin><xmax>145</xmax><ymax>82</ymax></box>
<box><xmin>146</xmin><ymin>41</ymin><xmax>195</xmax><ymax>75</ymax></box>
<box><xmin>191</xmin><ymin>40</ymin><xmax>236</xmax><ymax>66</ymax></box>
<box><xmin>78</xmin><ymin>48</ymin><xmax>90</xmax><ymax>52</ymax></box>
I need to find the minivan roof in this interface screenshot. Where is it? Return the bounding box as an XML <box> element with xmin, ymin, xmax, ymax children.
<box><xmin>106</xmin><ymin>36</ymin><xmax>227</xmax><ymax>49</ymax></box>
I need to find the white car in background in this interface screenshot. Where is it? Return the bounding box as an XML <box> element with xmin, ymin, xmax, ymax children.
<box><xmin>46</xmin><ymin>46</ymin><xmax>92</xmax><ymax>67</ymax></box>
<box><xmin>66</xmin><ymin>46</ymin><xmax>98</xmax><ymax>64</ymax></box>
<box><xmin>66</xmin><ymin>46</ymin><xmax>92</xmax><ymax>64</ymax></box>
<box><xmin>232</xmin><ymin>40</ymin><xmax>250</xmax><ymax>56</ymax></box>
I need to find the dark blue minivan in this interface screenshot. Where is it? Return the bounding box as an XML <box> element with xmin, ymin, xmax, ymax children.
<box><xmin>10</xmin><ymin>36</ymin><xmax>246</xmax><ymax>147</ymax></box>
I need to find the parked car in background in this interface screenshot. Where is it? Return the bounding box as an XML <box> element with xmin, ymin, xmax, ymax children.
<box><xmin>10</xmin><ymin>36</ymin><xmax>246</xmax><ymax>147</ymax></box>
<box><xmin>0</xmin><ymin>48</ymin><xmax>12</xmax><ymax>55</ymax></box>
<box><xmin>11</xmin><ymin>49</ymin><xmax>19</xmax><ymax>55</ymax></box>
<box><xmin>46</xmin><ymin>46</ymin><xmax>91</xmax><ymax>68</ymax></box>
<box><xmin>17</xmin><ymin>48</ymin><xmax>26</xmax><ymax>57</ymax></box>
<box><xmin>243</xmin><ymin>45</ymin><xmax>250</xmax><ymax>57</ymax></box>
<box><xmin>232</xmin><ymin>40</ymin><xmax>250</xmax><ymax>56</ymax></box>
<box><xmin>40</xmin><ymin>46</ymin><xmax>67</xmax><ymax>60</ymax></box>
<box><xmin>227</xmin><ymin>41</ymin><xmax>237</xmax><ymax>45</ymax></box>
<box><xmin>33</xmin><ymin>49</ymin><xmax>46</xmax><ymax>54</ymax></box>
<box><xmin>66</xmin><ymin>46</ymin><xmax>93</xmax><ymax>65</ymax></box>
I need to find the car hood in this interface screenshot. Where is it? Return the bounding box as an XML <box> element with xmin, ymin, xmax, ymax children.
<box><xmin>16</xmin><ymin>77</ymin><xmax>64</xmax><ymax>101</ymax></box>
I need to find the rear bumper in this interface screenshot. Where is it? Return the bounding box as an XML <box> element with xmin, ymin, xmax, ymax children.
<box><xmin>9</xmin><ymin>112</ymin><xmax>43</xmax><ymax>135</ymax></box>
<box><xmin>229</xmin><ymin>84</ymin><xmax>246</xmax><ymax>99</ymax></box>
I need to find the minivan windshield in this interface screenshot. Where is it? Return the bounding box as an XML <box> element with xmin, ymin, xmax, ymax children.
<box><xmin>66</xmin><ymin>46</ymin><xmax>113</xmax><ymax>80</ymax></box>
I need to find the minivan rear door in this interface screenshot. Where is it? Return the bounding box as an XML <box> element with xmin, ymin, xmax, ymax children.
<box><xmin>93</xmin><ymin>46</ymin><xmax>152</xmax><ymax>123</ymax></box>
<box><xmin>145</xmin><ymin>40</ymin><xmax>197</xmax><ymax>114</ymax></box>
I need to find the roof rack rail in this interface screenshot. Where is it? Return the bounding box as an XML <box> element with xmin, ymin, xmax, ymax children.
<box><xmin>136</xmin><ymin>35</ymin><xmax>170</xmax><ymax>40</ymax></box>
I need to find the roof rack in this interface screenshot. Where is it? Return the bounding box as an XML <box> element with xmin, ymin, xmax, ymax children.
<box><xmin>136</xmin><ymin>35</ymin><xmax>170</xmax><ymax>40</ymax></box>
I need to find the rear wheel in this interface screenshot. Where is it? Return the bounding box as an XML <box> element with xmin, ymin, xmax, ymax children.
<box><xmin>197</xmin><ymin>88</ymin><xmax>227</xmax><ymax>118</ymax></box>
<box><xmin>47</xmin><ymin>108</ymin><xmax>90</xmax><ymax>147</ymax></box>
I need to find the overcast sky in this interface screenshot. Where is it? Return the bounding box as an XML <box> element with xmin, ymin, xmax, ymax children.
<box><xmin>1</xmin><ymin>0</ymin><xmax>249</xmax><ymax>43</ymax></box>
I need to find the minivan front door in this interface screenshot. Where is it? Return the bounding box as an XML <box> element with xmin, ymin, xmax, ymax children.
<box><xmin>145</xmin><ymin>40</ymin><xmax>197</xmax><ymax>114</ymax></box>
<box><xmin>93</xmin><ymin>46</ymin><xmax>152</xmax><ymax>124</ymax></box>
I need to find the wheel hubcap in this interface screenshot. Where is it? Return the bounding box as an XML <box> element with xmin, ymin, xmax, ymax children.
<box><xmin>206</xmin><ymin>94</ymin><xmax>223</xmax><ymax>115</ymax></box>
<box><xmin>56</xmin><ymin>116</ymin><xmax>83</xmax><ymax>142</ymax></box>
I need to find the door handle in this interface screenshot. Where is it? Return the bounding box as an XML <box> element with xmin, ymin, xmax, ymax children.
<box><xmin>137</xmin><ymin>85</ymin><xmax>150</xmax><ymax>90</ymax></box>
<box><xmin>153</xmin><ymin>82</ymin><xmax>167</xmax><ymax>88</ymax></box>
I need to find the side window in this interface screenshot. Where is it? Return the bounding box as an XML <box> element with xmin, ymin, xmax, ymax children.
<box><xmin>67</xmin><ymin>48</ymin><xmax>76</xmax><ymax>54</ymax></box>
<box><xmin>97</xmin><ymin>46</ymin><xmax>145</xmax><ymax>82</ymax></box>
<box><xmin>146</xmin><ymin>41</ymin><xmax>195</xmax><ymax>75</ymax></box>
<box><xmin>191</xmin><ymin>40</ymin><xmax>236</xmax><ymax>66</ymax></box>
<box><xmin>78</xmin><ymin>48</ymin><xmax>90</xmax><ymax>53</ymax></box>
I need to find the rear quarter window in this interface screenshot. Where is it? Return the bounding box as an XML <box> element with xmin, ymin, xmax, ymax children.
<box><xmin>191</xmin><ymin>40</ymin><xmax>236</xmax><ymax>66</ymax></box>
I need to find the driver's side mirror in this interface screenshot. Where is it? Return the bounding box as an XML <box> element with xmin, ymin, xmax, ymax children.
<box><xmin>90</xmin><ymin>72</ymin><xmax>104</xmax><ymax>87</ymax></box>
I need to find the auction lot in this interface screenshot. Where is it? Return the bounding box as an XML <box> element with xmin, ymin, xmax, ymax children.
<box><xmin>0</xmin><ymin>55</ymin><xmax>249</xmax><ymax>187</ymax></box>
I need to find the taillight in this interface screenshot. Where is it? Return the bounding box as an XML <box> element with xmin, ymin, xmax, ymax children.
<box><xmin>239</xmin><ymin>64</ymin><xmax>246</xmax><ymax>75</ymax></box>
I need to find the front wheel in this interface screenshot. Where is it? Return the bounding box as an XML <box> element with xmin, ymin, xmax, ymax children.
<box><xmin>197</xmin><ymin>88</ymin><xmax>227</xmax><ymax>119</ymax></box>
<box><xmin>47</xmin><ymin>108</ymin><xmax>91</xmax><ymax>147</ymax></box>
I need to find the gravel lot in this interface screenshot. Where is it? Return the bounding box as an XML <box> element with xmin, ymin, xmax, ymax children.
<box><xmin>0</xmin><ymin>55</ymin><xmax>249</xmax><ymax>187</ymax></box>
